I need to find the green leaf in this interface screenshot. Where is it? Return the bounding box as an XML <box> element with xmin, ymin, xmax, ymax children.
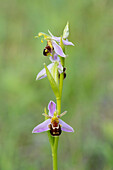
<box><xmin>44</xmin><ymin>63</ymin><xmax>60</xmax><ymax>98</ymax></box>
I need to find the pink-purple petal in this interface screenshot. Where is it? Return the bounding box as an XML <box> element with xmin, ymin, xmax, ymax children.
<box><xmin>62</xmin><ymin>39</ymin><xmax>74</xmax><ymax>46</ymax></box>
<box><xmin>52</xmin><ymin>40</ymin><xmax>66</xmax><ymax>58</ymax></box>
<box><xmin>36</xmin><ymin>63</ymin><xmax>54</xmax><ymax>80</ymax></box>
<box><xmin>32</xmin><ymin>119</ymin><xmax>51</xmax><ymax>133</ymax></box>
<box><xmin>48</xmin><ymin>100</ymin><xmax>56</xmax><ymax>117</ymax></box>
<box><xmin>52</xmin><ymin>36</ymin><xmax>60</xmax><ymax>42</ymax></box>
<box><xmin>59</xmin><ymin>119</ymin><xmax>74</xmax><ymax>132</ymax></box>
<box><xmin>51</xmin><ymin>35</ymin><xmax>74</xmax><ymax>46</ymax></box>
<box><xmin>49</xmin><ymin>53</ymin><xmax>59</xmax><ymax>62</ymax></box>
<box><xmin>53</xmin><ymin>37</ymin><xmax>74</xmax><ymax>46</ymax></box>
<box><xmin>37</xmin><ymin>74</ymin><xmax>47</xmax><ymax>80</ymax></box>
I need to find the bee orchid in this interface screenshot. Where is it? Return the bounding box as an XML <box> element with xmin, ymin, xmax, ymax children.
<box><xmin>35</xmin><ymin>23</ymin><xmax>74</xmax><ymax>58</ymax></box>
<box><xmin>36</xmin><ymin>60</ymin><xmax>63</xmax><ymax>80</ymax></box>
<box><xmin>32</xmin><ymin>101</ymin><xmax>74</xmax><ymax>136</ymax></box>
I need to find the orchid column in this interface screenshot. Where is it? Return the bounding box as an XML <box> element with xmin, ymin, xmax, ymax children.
<box><xmin>32</xmin><ymin>22</ymin><xmax>74</xmax><ymax>170</ymax></box>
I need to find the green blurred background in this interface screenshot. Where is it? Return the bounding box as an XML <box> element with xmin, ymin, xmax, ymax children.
<box><xmin>0</xmin><ymin>0</ymin><xmax>113</xmax><ymax>169</ymax></box>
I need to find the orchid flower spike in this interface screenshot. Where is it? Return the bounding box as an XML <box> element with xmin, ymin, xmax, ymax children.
<box><xmin>32</xmin><ymin>101</ymin><xmax>74</xmax><ymax>136</ymax></box>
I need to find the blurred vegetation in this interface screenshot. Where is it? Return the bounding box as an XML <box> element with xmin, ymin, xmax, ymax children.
<box><xmin>0</xmin><ymin>0</ymin><xmax>113</xmax><ymax>169</ymax></box>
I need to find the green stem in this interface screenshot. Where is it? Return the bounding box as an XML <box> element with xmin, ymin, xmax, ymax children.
<box><xmin>52</xmin><ymin>94</ymin><xmax>61</xmax><ymax>170</ymax></box>
<box><xmin>52</xmin><ymin>137</ymin><xmax>59</xmax><ymax>170</ymax></box>
<box><xmin>59</xmin><ymin>73</ymin><xmax>64</xmax><ymax>97</ymax></box>
<box><xmin>52</xmin><ymin>65</ymin><xmax>65</xmax><ymax>170</ymax></box>
<box><xmin>60</xmin><ymin>54</ymin><xmax>65</xmax><ymax>97</ymax></box>
<box><xmin>52</xmin><ymin>43</ymin><xmax>65</xmax><ymax>170</ymax></box>
<box><xmin>56</xmin><ymin>97</ymin><xmax>61</xmax><ymax>115</ymax></box>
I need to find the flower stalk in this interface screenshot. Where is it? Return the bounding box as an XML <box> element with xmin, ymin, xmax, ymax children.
<box><xmin>52</xmin><ymin>98</ymin><xmax>62</xmax><ymax>170</ymax></box>
<box><xmin>52</xmin><ymin>137</ymin><xmax>58</xmax><ymax>170</ymax></box>
<box><xmin>52</xmin><ymin>39</ymin><xmax>65</xmax><ymax>170</ymax></box>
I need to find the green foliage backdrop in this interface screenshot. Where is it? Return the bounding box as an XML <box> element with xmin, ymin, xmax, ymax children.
<box><xmin>0</xmin><ymin>0</ymin><xmax>113</xmax><ymax>169</ymax></box>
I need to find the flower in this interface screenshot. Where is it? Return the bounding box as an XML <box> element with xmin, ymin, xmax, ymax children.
<box><xmin>39</xmin><ymin>33</ymin><xmax>66</xmax><ymax>57</ymax></box>
<box><xmin>32</xmin><ymin>101</ymin><xmax>74</xmax><ymax>136</ymax></box>
<box><xmin>49</xmin><ymin>53</ymin><xmax>59</xmax><ymax>62</ymax></box>
<box><xmin>35</xmin><ymin>28</ymin><xmax>74</xmax><ymax>58</ymax></box>
<box><xmin>36</xmin><ymin>59</ymin><xmax>63</xmax><ymax>80</ymax></box>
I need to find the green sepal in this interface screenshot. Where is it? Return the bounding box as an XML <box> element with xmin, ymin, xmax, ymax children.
<box><xmin>63</xmin><ymin>22</ymin><xmax>69</xmax><ymax>39</ymax></box>
<box><xmin>44</xmin><ymin>63</ymin><xmax>60</xmax><ymax>98</ymax></box>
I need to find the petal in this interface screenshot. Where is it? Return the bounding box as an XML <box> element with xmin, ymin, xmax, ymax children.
<box><xmin>59</xmin><ymin>119</ymin><xmax>74</xmax><ymax>132</ymax></box>
<box><xmin>53</xmin><ymin>37</ymin><xmax>74</xmax><ymax>46</ymax></box>
<box><xmin>52</xmin><ymin>36</ymin><xmax>60</xmax><ymax>42</ymax></box>
<box><xmin>49</xmin><ymin>53</ymin><xmax>59</xmax><ymax>62</ymax></box>
<box><xmin>32</xmin><ymin>119</ymin><xmax>51</xmax><ymax>133</ymax></box>
<box><xmin>53</xmin><ymin>38</ymin><xmax>74</xmax><ymax>46</ymax></box>
<box><xmin>52</xmin><ymin>40</ymin><xmax>66</xmax><ymax>58</ymax></box>
<box><xmin>54</xmin><ymin>53</ymin><xmax>59</xmax><ymax>60</ymax></box>
<box><xmin>48</xmin><ymin>100</ymin><xmax>56</xmax><ymax>117</ymax></box>
<box><xmin>36</xmin><ymin>63</ymin><xmax>54</xmax><ymax>80</ymax></box>
<box><xmin>62</xmin><ymin>39</ymin><xmax>74</xmax><ymax>46</ymax></box>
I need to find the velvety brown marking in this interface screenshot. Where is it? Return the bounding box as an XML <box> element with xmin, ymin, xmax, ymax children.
<box><xmin>49</xmin><ymin>124</ymin><xmax>62</xmax><ymax>136</ymax></box>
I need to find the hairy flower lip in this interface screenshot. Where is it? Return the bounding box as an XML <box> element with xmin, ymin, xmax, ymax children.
<box><xmin>32</xmin><ymin>101</ymin><xmax>74</xmax><ymax>134</ymax></box>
